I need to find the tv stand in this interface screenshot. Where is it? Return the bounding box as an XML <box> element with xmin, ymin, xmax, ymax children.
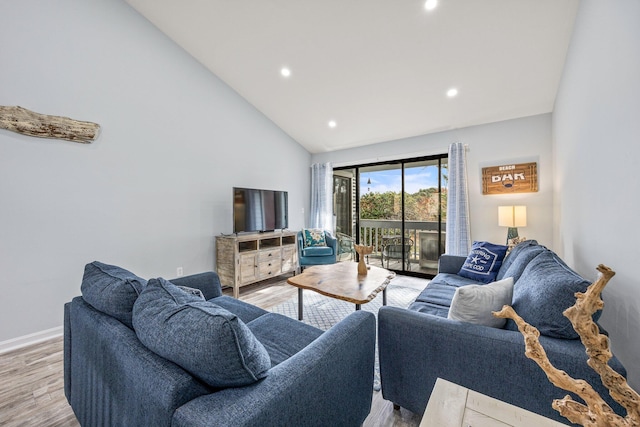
<box><xmin>216</xmin><ymin>230</ymin><xmax>299</xmax><ymax>298</ymax></box>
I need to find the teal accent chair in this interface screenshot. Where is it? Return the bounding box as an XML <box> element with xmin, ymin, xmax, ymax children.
<box><xmin>297</xmin><ymin>230</ymin><xmax>337</xmax><ymax>268</ymax></box>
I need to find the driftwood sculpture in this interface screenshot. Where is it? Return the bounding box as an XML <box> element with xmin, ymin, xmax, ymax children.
<box><xmin>354</xmin><ymin>244</ymin><xmax>374</xmax><ymax>275</ymax></box>
<box><xmin>0</xmin><ymin>105</ymin><xmax>100</xmax><ymax>143</ymax></box>
<box><xmin>494</xmin><ymin>265</ymin><xmax>640</xmax><ymax>426</ymax></box>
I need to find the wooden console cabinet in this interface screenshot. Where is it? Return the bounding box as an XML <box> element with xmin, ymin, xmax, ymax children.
<box><xmin>216</xmin><ymin>231</ymin><xmax>299</xmax><ymax>298</ymax></box>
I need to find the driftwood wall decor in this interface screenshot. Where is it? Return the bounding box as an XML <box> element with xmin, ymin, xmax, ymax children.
<box><xmin>0</xmin><ymin>105</ymin><xmax>100</xmax><ymax>143</ymax></box>
<box><xmin>494</xmin><ymin>265</ymin><xmax>640</xmax><ymax>427</ymax></box>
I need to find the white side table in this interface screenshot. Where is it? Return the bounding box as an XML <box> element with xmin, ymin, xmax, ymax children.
<box><xmin>420</xmin><ymin>378</ymin><xmax>566</xmax><ymax>427</ymax></box>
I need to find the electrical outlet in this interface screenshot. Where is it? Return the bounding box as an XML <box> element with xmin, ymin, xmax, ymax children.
<box><xmin>176</xmin><ymin>267</ymin><xmax>184</xmax><ymax>277</ymax></box>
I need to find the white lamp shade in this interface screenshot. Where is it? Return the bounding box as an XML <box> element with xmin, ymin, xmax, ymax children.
<box><xmin>498</xmin><ymin>206</ymin><xmax>527</xmax><ymax>227</ymax></box>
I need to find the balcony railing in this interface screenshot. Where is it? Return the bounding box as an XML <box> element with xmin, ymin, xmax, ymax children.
<box><xmin>357</xmin><ymin>219</ymin><xmax>446</xmax><ymax>273</ymax></box>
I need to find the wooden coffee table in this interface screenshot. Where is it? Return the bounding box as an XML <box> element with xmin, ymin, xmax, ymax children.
<box><xmin>286</xmin><ymin>262</ymin><xmax>396</xmax><ymax>320</ymax></box>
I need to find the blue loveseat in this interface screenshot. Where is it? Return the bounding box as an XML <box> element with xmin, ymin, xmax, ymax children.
<box><xmin>378</xmin><ymin>240</ymin><xmax>627</xmax><ymax>424</ymax></box>
<box><xmin>64</xmin><ymin>262</ymin><xmax>376</xmax><ymax>427</ymax></box>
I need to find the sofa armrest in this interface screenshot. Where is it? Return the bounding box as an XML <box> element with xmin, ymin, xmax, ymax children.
<box><xmin>66</xmin><ymin>297</ymin><xmax>210</xmax><ymax>426</ymax></box>
<box><xmin>325</xmin><ymin>231</ymin><xmax>338</xmax><ymax>253</ymax></box>
<box><xmin>172</xmin><ymin>310</ymin><xmax>376</xmax><ymax>427</ymax></box>
<box><xmin>378</xmin><ymin>307</ymin><xmax>627</xmax><ymax>423</ymax></box>
<box><xmin>169</xmin><ymin>271</ymin><xmax>223</xmax><ymax>300</ymax></box>
<box><xmin>438</xmin><ymin>254</ymin><xmax>466</xmax><ymax>273</ymax></box>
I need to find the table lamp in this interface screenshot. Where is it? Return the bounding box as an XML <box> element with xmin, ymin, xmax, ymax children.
<box><xmin>498</xmin><ymin>205</ymin><xmax>526</xmax><ymax>244</ymax></box>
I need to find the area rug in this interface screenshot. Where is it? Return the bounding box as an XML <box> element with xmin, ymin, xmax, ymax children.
<box><xmin>269</xmin><ymin>276</ymin><xmax>424</xmax><ymax>391</ymax></box>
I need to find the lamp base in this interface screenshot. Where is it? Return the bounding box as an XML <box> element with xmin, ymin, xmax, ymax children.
<box><xmin>506</xmin><ymin>227</ymin><xmax>519</xmax><ymax>245</ymax></box>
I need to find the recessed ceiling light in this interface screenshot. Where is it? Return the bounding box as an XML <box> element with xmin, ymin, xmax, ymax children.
<box><xmin>424</xmin><ymin>0</ymin><xmax>438</xmax><ymax>11</ymax></box>
<box><xmin>447</xmin><ymin>88</ymin><xmax>458</xmax><ymax>97</ymax></box>
<box><xmin>328</xmin><ymin>120</ymin><xmax>337</xmax><ymax>128</ymax></box>
<box><xmin>280</xmin><ymin>67</ymin><xmax>291</xmax><ymax>77</ymax></box>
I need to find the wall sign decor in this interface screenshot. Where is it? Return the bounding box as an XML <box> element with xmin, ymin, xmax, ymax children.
<box><xmin>0</xmin><ymin>105</ymin><xmax>100</xmax><ymax>143</ymax></box>
<box><xmin>482</xmin><ymin>162</ymin><xmax>538</xmax><ymax>195</ymax></box>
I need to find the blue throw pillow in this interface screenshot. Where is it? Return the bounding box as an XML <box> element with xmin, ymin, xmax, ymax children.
<box><xmin>303</xmin><ymin>228</ymin><xmax>327</xmax><ymax>247</ymax></box>
<box><xmin>458</xmin><ymin>241</ymin><xmax>508</xmax><ymax>284</ymax></box>
<box><xmin>176</xmin><ymin>285</ymin><xmax>205</xmax><ymax>300</ymax></box>
<box><xmin>496</xmin><ymin>240</ymin><xmax>540</xmax><ymax>281</ymax></box>
<box><xmin>508</xmin><ymin>250</ymin><xmax>595</xmax><ymax>339</ymax></box>
<box><xmin>132</xmin><ymin>278</ymin><xmax>271</xmax><ymax>388</ymax></box>
<box><xmin>80</xmin><ymin>261</ymin><xmax>147</xmax><ymax>329</ymax></box>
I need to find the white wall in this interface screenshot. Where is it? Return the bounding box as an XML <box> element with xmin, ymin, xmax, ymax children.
<box><xmin>0</xmin><ymin>0</ymin><xmax>310</xmax><ymax>343</ymax></box>
<box><xmin>312</xmin><ymin>114</ymin><xmax>554</xmax><ymax>248</ymax></box>
<box><xmin>553</xmin><ymin>0</ymin><xmax>640</xmax><ymax>388</ymax></box>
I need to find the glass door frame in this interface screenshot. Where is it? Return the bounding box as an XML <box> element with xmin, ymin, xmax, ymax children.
<box><xmin>333</xmin><ymin>153</ymin><xmax>447</xmax><ymax>279</ymax></box>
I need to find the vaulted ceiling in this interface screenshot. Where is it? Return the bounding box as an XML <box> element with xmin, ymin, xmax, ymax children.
<box><xmin>124</xmin><ymin>0</ymin><xmax>579</xmax><ymax>153</ymax></box>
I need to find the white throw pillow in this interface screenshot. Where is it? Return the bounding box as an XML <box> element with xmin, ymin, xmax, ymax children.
<box><xmin>447</xmin><ymin>277</ymin><xmax>514</xmax><ymax>328</ymax></box>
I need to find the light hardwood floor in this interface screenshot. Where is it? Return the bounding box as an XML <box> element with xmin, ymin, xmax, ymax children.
<box><xmin>0</xmin><ymin>276</ymin><xmax>422</xmax><ymax>427</ymax></box>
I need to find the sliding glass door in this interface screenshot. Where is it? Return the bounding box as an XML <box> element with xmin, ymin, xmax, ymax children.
<box><xmin>403</xmin><ymin>158</ymin><xmax>447</xmax><ymax>274</ymax></box>
<box><xmin>333</xmin><ymin>169</ymin><xmax>357</xmax><ymax>262</ymax></box>
<box><xmin>333</xmin><ymin>154</ymin><xmax>447</xmax><ymax>278</ymax></box>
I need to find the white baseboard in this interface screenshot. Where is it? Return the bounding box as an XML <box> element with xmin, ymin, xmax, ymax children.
<box><xmin>0</xmin><ymin>326</ymin><xmax>63</xmax><ymax>355</ymax></box>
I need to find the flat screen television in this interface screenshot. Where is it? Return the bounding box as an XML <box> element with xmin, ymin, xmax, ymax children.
<box><xmin>233</xmin><ymin>187</ymin><xmax>288</xmax><ymax>233</ymax></box>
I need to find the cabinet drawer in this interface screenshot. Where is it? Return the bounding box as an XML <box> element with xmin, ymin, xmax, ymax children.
<box><xmin>258</xmin><ymin>248</ymin><xmax>281</xmax><ymax>261</ymax></box>
<box><xmin>258</xmin><ymin>258</ymin><xmax>281</xmax><ymax>278</ymax></box>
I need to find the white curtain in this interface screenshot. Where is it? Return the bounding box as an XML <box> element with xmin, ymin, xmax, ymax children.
<box><xmin>309</xmin><ymin>162</ymin><xmax>333</xmax><ymax>231</ymax></box>
<box><xmin>445</xmin><ymin>142</ymin><xmax>471</xmax><ymax>255</ymax></box>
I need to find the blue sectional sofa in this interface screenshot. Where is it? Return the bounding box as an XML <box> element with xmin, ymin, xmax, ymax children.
<box><xmin>378</xmin><ymin>240</ymin><xmax>627</xmax><ymax>424</ymax></box>
<box><xmin>64</xmin><ymin>262</ymin><xmax>376</xmax><ymax>427</ymax></box>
